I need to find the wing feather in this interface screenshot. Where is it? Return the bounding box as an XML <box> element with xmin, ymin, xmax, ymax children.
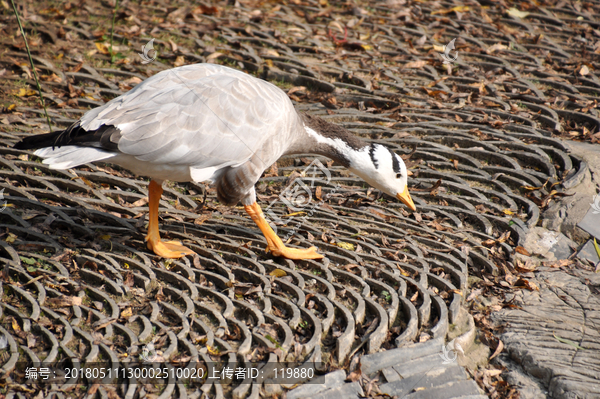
<box><xmin>79</xmin><ymin>64</ymin><xmax>296</xmax><ymax>169</ymax></box>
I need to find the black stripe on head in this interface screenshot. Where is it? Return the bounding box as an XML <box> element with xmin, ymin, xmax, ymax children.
<box><xmin>369</xmin><ymin>144</ymin><xmax>379</xmax><ymax>169</ymax></box>
<box><xmin>392</xmin><ymin>153</ymin><xmax>402</xmax><ymax>175</ymax></box>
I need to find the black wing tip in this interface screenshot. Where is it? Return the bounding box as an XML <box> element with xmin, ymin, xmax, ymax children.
<box><xmin>13</xmin><ymin>130</ymin><xmax>63</xmax><ymax>150</ymax></box>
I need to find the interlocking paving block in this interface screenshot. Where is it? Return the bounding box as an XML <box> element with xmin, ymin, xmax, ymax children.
<box><xmin>577</xmin><ymin>207</ymin><xmax>600</xmax><ymax>240</ymax></box>
<box><xmin>577</xmin><ymin>239</ymin><xmax>600</xmax><ymax>264</ymax></box>
<box><xmin>450</xmin><ymin>396</ymin><xmax>490</xmax><ymax>399</ymax></box>
<box><xmin>380</xmin><ymin>364</ymin><xmax>468</xmax><ymax>397</ymax></box>
<box><xmin>303</xmin><ymin>381</ymin><xmax>364</xmax><ymax>399</ymax></box>
<box><xmin>0</xmin><ymin>0</ymin><xmax>598</xmax><ymax>397</ymax></box>
<box><xmin>521</xmin><ymin>227</ymin><xmax>578</xmax><ymax>261</ymax></box>
<box><xmin>401</xmin><ymin>380</ymin><xmax>484</xmax><ymax>399</ymax></box>
<box><xmin>360</xmin><ymin>337</ymin><xmax>444</xmax><ymax>375</ymax></box>
<box><xmin>286</xmin><ymin>370</ymin><xmax>347</xmax><ymax>399</ymax></box>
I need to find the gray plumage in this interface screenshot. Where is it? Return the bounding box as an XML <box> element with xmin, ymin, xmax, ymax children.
<box><xmin>24</xmin><ymin>64</ymin><xmax>308</xmax><ymax>205</ymax></box>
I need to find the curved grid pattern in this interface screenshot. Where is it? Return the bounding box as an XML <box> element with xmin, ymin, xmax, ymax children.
<box><xmin>0</xmin><ymin>1</ymin><xmax>596</xmax><ymax>397</ymax></box>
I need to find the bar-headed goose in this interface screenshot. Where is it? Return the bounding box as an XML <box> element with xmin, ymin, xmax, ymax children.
<box><xmin>14</xmin><ymin>64</ymin><xmax>416</xmax><ymax>260</ymax></box>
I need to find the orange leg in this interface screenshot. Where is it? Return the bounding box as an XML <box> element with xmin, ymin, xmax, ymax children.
<box><xmin>244</xmin><ymin>202</ymin><xmax>324</xmax><ymax>260</ymax></box>
<box><xmin>145</xmin><ymin>180</ymin><xmax>195</xmax><ymax>258</ymax></box>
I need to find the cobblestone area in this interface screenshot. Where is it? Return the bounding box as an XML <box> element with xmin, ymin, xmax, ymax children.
<box><xmin>0</xmin><ymin>1</ymin><xmax>599</xmax><ymax>398</ymax></box>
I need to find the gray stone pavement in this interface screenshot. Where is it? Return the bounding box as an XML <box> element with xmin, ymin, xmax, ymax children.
<box><xmin>491</xmin><ymin>140</ymin><xmax>600</xmax><ymax>399</ymax></box>
<box><xmin>288</xmin><ymin>338</ymin><xmax>488</xmax><ymax>399</ymax></box>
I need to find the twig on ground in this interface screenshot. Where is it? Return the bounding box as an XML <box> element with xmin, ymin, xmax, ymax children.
<box><xmin>110</xmin><ymin>0</ymin><xmax>121</xmax><ymax>63</ymax></box>
<box><xmin>9</xmin><ymin>0</ymin><xmax>52</xmax><ymax>132</ymax></box>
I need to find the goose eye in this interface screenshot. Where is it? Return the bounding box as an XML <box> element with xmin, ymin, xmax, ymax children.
<box><xmin>396</xmin><ymin>173</ymin><xmax>402</xmax><ymax>179</ymax></box>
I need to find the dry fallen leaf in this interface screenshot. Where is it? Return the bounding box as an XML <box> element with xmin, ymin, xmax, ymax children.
<box><xmin>173</xmin><ymin>56</ymin><xmax>186</xmax><ymax>67</ymax></box>
<box><xmin>131</xmin><ymin>197</ymin><xmax>149</xmax><ymax>207</ymax></box>
<box><xmin>515</xmin><ymin>246</ymin><xmax>531</xmax><ymax>256</ymax></box>
<box><xmin>431</xmin><ymin>5</ymin><xmax>470</xmax><ymax>15</ymax></box>
<box><xmin>346</xmin><ymin>368</ymin><xmax>361</xmax><ymax>382</ymax></box>
<box><xmin>506</xmin><ymin>7</ymin><xmax>529</xmax><ymax>19</ymax></box>
<box><xmin>207</xmin><ymin>52</ymin><xmax>223</xmax><ymax>60</ymax></box>
<box><xmin>487</xmin><ymin>43</ymin><xmax>508</xmax><ymax>53</ymax></box>
<box><xmin>192</xmin><ymin>5</ymin><xmax>219</xmax><ymax>15</ymax></box>
<box><xmin>15</xmin><ymin>88</ymin><xmax>36</xmax><ymax>97</ymax></box>
<box><xmin>95</xmin><ymin>42</ymin><xmax>110</xmax><ymax>55</ymax></box>
<box><xmin>580</xmin><ymin>65</ymin><xmax>590</xmax><ymax>76</ymax></box>
<box><xmin>336</xmin><ymin>241</ymin><xmax>355</xmax><ymax>251</ymax></box>
<box><xmin>5</xmin><ymin>233</ymin><xmax>17</xmax><ymax>243</ymax></box>
<box><xmin>269</xmin><ymin>269</ymin><xmax>287</xmax><ymax>278</ymax></box>
<box><xmin>489</xmin><ymin>339</ymin><xmax>504</xmax><ymax>360</ymax></box>
<box><xmin>47</xmin><ymin>295</ymin><xmax>83</xmax><ymax>308</ymax></box>
<box><xmin>516</xmin><ymin>278</ymin><xmax>539</xmax><ymax>291</ymax></box>
<box><xmin>404</xmin><ymin>60</ymin><xmax>427</xmax><ymax>69</ymax></box>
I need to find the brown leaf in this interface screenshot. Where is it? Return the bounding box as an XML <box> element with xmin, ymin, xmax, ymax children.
<box><xmin>423</xmin><ymin>87</ymin><xmax>448</xmax><ymax>98</ymax></box>
<box><xmin>192</xmin><ymin>5</ymin><xmax>219</xmax><ymax>15</ymax></box>
<box><xmin>516</xmin><ymin>278</ymin><xmax>539</xmax><ymax>291</ymax></box>
<box><xmin>404</xmin><ymin>60</ymin><xmax>427</xmax><ymax>69</ymax></box>
<box><xmin>95</xmin><ymin>42</ymin><xmax>110</xmax><ymax>55</ymax></box>
<box><xmin>515</xmin><ymin>246</ymin><xmax>530</xmax><ymax>256</ymax></box>
<box><xmin>70</xmin><ymin>62</ymin><xmax>84</xmax><ymax>73</ymax></box>
<box><xmin>92</xmin><ymin>317</ymin><xmax>117</xmax><ymax>331</ymax></box>
<box><xmin>123</xmin><ymin>271</ymin><xmax>135</xmax><ymax>288</ymax></box>
<box><xmin>431</xmin><ymin>5</ymin><xmax>470</xmax><ymax>15</ymax></box>
<box><xmin>194</xmin><ymin>214</ymin><xmax>210</xmax><ymax>225</ymax></box>
<box><xmin>315</xmin><ymin>186</ymin><xmax>322</xmax><ymax>201</ymax></box>
<box><xmin>346</xmin><ymin>368</ymin><xmax>362</xmax><ymax>382</ymax></box>
<box><xmin>489</xmin><ymin>339</ymin><xmax>504</xmax><ymax>360</ymax></box>
<box><xmin>87</xmin><ymin>383</ymin><xmax>100</xmax><ymax>396</ymax></box>
<box><xmin>413</xmin><ymin>212</ymin><xmax>422</xmax><ymax>222</ymax></box>
<box><xmin>173</xmin><ymin>56</ymin><xmax>185</xmax><ymax>67</ymax></box>
<box><xmin>131</xmin><ymin>197</ymin><xmax>149</xmax><ymax>207</ymax></box>
<box><xmin>369</xmin><ymin>208</ymin><xmax>391</xmax><ymax>221</ymax></box>
<box><xmin>47</xmin><ymin>295</ymin><xmax>82</xmax><ymax>308</ymax></box>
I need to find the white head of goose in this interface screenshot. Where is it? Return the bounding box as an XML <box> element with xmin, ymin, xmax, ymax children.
<box><xmin>14</xmin><ymin>64</ymin><xmax>416</xmax><ymax>260</ymax></box>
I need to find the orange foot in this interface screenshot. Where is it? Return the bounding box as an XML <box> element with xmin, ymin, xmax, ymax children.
<box><xmin>146</xmin><ymin>239</ymin><xmax>196</xmax><ymax>259</ymax></box>
<box><xmin>244</xmin><ymin>202</ymin><xmax>324</xmax><ymax>261</ymax></box>
<box><xmin>268</xmin><ymin>245</ymin><xmax>324</xmax><ymax>260</ymax></box>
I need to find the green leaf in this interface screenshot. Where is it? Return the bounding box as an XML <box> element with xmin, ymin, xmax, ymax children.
<box><xmin>594</xmin><ymin>238</ymin><xmax>600</xmax><ymax>263</ymax></box>
<box><xmin>265</xmin><ymin>334</ymin><xmax>282</xmax><ymax>349</ymax></box>
<box><xmin>20</xmin><ymin>256</ymin><xmax>37</xmax><ymax>265</ymax></box>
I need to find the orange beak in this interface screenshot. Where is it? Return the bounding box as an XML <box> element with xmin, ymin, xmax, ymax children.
<box><xmin>396</xmin><ymin>186</ymin><xmax>416</xmax><ymax>211</ymax></box>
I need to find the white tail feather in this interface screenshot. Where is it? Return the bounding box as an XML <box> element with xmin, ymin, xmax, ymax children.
<box><xmin>34</xmin><ymin>146</ymin><xmax>117</xmax><ymax>170</ymax></box>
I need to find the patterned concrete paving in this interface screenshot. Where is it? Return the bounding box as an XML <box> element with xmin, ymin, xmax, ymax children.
<box><xmin>0</xmin><ymin>1</ymin><xmax>599</xmax><ymax>398</ymax></box>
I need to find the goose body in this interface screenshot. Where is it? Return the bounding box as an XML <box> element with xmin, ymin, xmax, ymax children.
<box><xmin>15</xmin><ymin>64</ymin><xmax>415</xmax><ymax>259</ymax></box>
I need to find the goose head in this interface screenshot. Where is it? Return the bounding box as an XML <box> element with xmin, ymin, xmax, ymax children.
<box><xmin>300</xmin><ymin>115</ymin><xmax>416</xmax><ymax>211</ymax></box>
<box><xmin>347</xmin><ymin>143</ymin><xmax>416</xmax><ymax>211</ymax></box>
